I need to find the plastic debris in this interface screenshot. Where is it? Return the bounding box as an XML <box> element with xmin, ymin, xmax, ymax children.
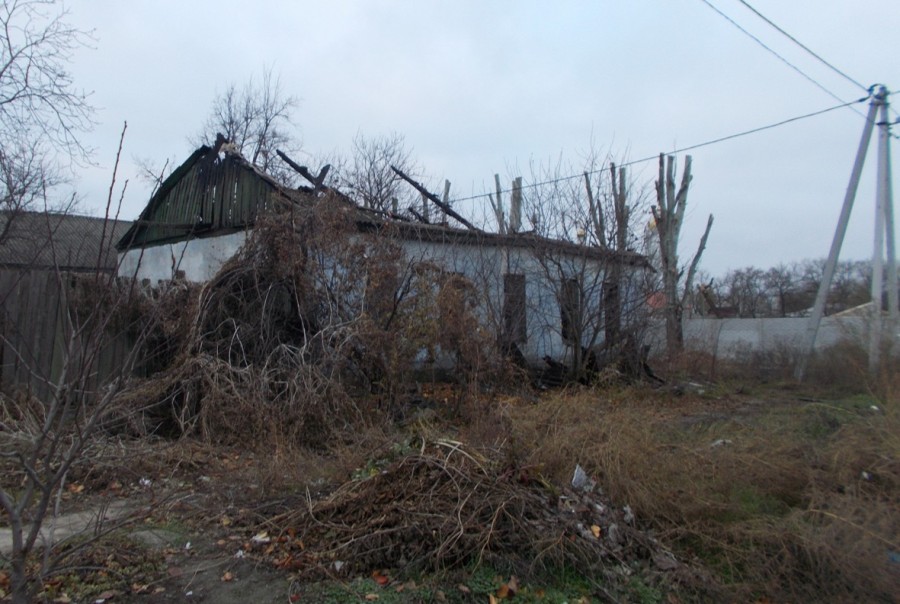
<box><xmin>571</xmin><ymin>464</ymin><xmax>598</xmax><ymax>492</ymax></box>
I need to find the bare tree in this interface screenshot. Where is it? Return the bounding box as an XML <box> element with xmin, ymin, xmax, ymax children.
<box><xmin>194</xmin><ymin>67</ymin><xmax>300</xmax><ymax>185</ymax></box>
<box><xmin>340</xmin><ymin>132</ymin><xmax>422</xmax><ymax>214</ymax></box>
<box><xmin>0</xmin><ymin>141</ymin><xmax>56</xmax><ymax>243</ymax></box>
<box><xmin>0</xmin><ymin>0</ymin><xmax>94</xmax><ymax>237</ymax></box>
<box><xmin>651</xmin><ymin>154</ymin><xmax>713</xmax><ymax>355</ymax></box>
<box><xmin>721</xmin><ymin>266</ymin><xmax>769</xmax><ymax>317</ymax></box>
<box><xmin>0</xmin><ymin>126</ymin><xmax>159</xmax><ymax>604</ymax></box>
<box><xmin>512</xmin><ymin>150</ymin><xmax>653</xmax><ymax>380</ymax></box>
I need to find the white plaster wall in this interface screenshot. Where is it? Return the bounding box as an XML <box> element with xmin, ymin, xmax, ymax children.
<box><xmin>398</xmin><ymin>238</ymin><xmax>617</xmax><ymax>363</ymax></box>
<box><xmin>117</xmin><ymin>231</ymin><xmax>249</xmax><ymax>283</ymax></box>
<box><xmin>119</xmin><ymin>229</ymin><xmax>632</xmax><ymax>364</ymax></box>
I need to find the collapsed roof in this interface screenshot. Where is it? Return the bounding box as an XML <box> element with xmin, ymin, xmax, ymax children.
<box><xmin>116</xmin><ymin>144</ymin><xmax>649</xmax><ymax>268</ymax></box>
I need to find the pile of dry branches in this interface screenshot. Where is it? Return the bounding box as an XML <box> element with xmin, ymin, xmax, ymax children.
<box><xmin>256</xmin><ymin>440</ymin><xmax>693</xmax><ymax>588</ymax></box>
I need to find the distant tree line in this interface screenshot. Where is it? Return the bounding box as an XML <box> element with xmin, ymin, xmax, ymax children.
<box><xmin>696</xmin><ymin>259</ymin><xmax>874</xmax><ymax>318</ymax></box>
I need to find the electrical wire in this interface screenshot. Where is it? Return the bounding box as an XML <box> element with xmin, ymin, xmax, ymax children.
<box><xmin>698</xmin><ymin>0</ymin><xmax>866</xmax><ymax>120</ymax></box>
<box><xmin>447</xmin><ymin>94</ymin><xmax>871</xmax><ymax>206</ymax></box>
<box><xmin>734</xmin><ymin>0</ymin><xmax>868</xmax><ymax>92</ymax></box>
<box><xmin>733</xmin><ymin>0</ymin><xmax>899</xmax><ymax>126</ymax></box>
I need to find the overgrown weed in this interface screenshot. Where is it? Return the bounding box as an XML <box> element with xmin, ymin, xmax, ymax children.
<box><xmin>509</xmin><ymin>379</ymin><xmax>900</xmax><ymax>602</ymax></box>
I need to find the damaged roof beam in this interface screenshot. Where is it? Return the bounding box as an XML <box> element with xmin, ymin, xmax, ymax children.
<box><xmin>391</xmin><ymin>166</ymin><xmax>481</xmax><ymax>232</ymax></box>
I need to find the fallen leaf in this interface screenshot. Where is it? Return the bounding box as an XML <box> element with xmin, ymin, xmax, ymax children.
<box><xmin>496</xmin><ymin>583</ymin><xmax>510</xmax><ymax>599</ymax></box>
<box><xmin>435</xmin><ymin>590</ymin><xmax>446</xmax><ymax>602</ymax></box>
<box><xmin>489</xmin><ymin>595</ymin><xmax>499</xmax><ymax>604</ymax></box>
<box><xmin>67</xmin><ymin>483</ymin><xmax>84</xmax><ymax>494</ymax></box>
<box><xmin>220</xmin><ymin>516</ymin><xmax>232</xmax><ymax>527</ymax></box>
<box><xmin>507</xmin><ymin>576</ymin><xmax>519</xmax><ymax>596</ymax></box>
<box><xmin>457</xmin><ymin>584</ymin><xmax>471</xmax><ymax>594</ymax></box>
<box><xmin>97</xmin><ymin>589</ymin><xmax>120</xmax><ymax>600</ymax></box>
<box><xmin>364</xmin><ymin>594</ymin><xmax>378</xmax><ymax>601</ymax></box>
<box><xmin>591</xmin><ymin>524</ymin><xmax>601</xmax><ymax>538</ymax></box>
<box><xmin>221</xmin><ymin>571</ymin><xmax>234</xmax><ymax>582</ymax></box>
<box><xmin>372</xmin><ymin>570</ymin><xmax>390</xmax><ymax>586</ymax></box>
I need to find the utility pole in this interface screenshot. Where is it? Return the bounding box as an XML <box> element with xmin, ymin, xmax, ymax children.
<box><xmin>795</xmin><ymin>86</ymin><xmax>897</xmax><ymax>379</ymax></box>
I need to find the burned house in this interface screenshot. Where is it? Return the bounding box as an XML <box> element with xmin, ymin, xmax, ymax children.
<box><xmin>116</xmin><ymin>144</ymin><xmax>649</xmax><ymax>370</ymax></box>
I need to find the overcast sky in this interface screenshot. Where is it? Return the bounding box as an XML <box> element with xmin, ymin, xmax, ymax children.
<box><xmin>64</xmin><ymin>0</ymin><xmax>899</xmax><ymax>276</ymax></box>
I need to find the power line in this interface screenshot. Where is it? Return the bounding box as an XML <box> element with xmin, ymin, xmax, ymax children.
<box><xmin>448</xmin><ymin>94</ymin><xmax>871</xmax><ymax>206</ymax></box>
<box><xmin>732</xmin><ymin>0</ymin><xmax>899</xmax><ymax>125</ymax></box>
<box><xmin>698</xmin><ymin>0</ymin><xmax>865</xmax><ymax>119</ymax></box>
<box><xmin>734</xmin><ymin>0</ymin><xmax>868</xmax><ymax>92</ymax></box>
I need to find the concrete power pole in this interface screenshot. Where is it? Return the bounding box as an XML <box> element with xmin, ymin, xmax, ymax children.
<box><xmin>795</xmin><ymin>86</ymin><xmax>898</xmax><ymax>380</ymax></box>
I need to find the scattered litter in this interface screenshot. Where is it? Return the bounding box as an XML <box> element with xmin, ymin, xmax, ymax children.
<box><xmin>333</xmin><ymin>560</ymin><xmax>345</xmax><ymax>572</ymax></box>
<box><xmin>251</xmin><ymin>531</ymin><xmax>271</xmax><ymax>544</ymax></box>
<box><xmin>870</xmin><ymin>405</ymin><xmax>881</xmax><ymax>413</ymax></box>
<box><xmin>606</xmin><ymin>523</ymin><xmax>621</xmax><ymax>546</ymax></box>
<box><xmin>184</xmin><ymin>541</ymin><xmax>191</xmax><ymax>551</ymax></box>
<box><xmin>710</xmin><ymin>439</ymin><xmax>732</xmax><ymax>448</ymax></box>
<box><xmin>571</xmin><ymin>463</ymin><xmax>597</xmax><ymax>491</ymax></box>
<box><xmin>861</xmin><ymin>471</ymin><xmax>873</xmax><ymax>481</ymax></box>
<box><xmin>234</xmin><ymin>549</ymin><xmax>245</xmax><ymax>559</ymax></box>
<box><xmin>138</xmin><ymin>477</ymin><xmax>152</xmax><ymax>488</ymax></box>
<box><xmin>653</xmin><ymin>552</ymin><xmax>680</xmax><ymax>571</ymax></box>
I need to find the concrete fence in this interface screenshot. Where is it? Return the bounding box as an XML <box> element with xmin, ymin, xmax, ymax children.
<box><xmin>648</xmin><ymin>316</ymin><xmax>880</xmax><ymax>359</ymax></box>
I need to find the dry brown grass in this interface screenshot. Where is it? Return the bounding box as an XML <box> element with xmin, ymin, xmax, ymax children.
<box><xmin>508</xmin><ymin>383</ymin><xmax>900</xmax><ymax>602</ymax></box>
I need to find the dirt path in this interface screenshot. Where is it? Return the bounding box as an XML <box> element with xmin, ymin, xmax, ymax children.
<box><xmin>0</xmin><ymin>500</ymin><xmax>129</xmax><ymax>557</ymax></box>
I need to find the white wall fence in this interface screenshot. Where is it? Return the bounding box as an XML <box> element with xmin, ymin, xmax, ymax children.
<box><xmin>648</xmin><ymin>316</ymin><xmax>877</xmax><ymax>359</ymax></box>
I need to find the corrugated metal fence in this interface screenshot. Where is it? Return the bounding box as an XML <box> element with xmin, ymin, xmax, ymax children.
<box><xmin>0</xmin><ymin>269</ymin><xmax>131</xmax><ymax>402</ymax></box>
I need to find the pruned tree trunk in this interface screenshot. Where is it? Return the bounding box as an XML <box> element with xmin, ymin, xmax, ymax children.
<box><xmin>603</xmin><ymin>163</ymin><xmax>629</xmax><ymax>346</ymax></box>
<box><xmin>652</xmin><ymin>154</ymin><xmax>714</xmax><ymax>355</ymax></box>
